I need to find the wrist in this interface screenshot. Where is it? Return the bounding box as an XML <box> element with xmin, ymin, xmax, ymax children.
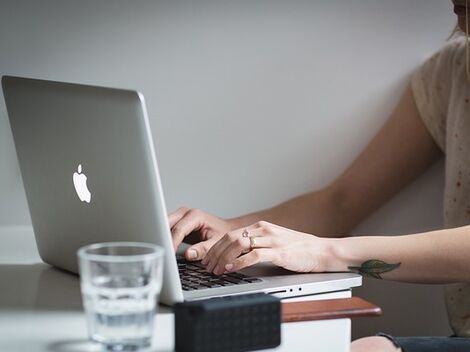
<box><xmin>323</xmin><ymin>237</ymin><xmax>359</xmax><ymax>272</ymax></box>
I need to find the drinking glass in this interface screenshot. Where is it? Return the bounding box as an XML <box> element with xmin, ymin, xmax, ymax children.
<box><xmin>78</xmin><ymin>242</ymin><xmax>164</xmax><ymax>351</ymax></box>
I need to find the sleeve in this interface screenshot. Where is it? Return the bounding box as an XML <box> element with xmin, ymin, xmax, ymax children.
<box><xmin>411</xmin><ymin>42</ymin><xmax>455</xmax><ymax>152</ymax></box>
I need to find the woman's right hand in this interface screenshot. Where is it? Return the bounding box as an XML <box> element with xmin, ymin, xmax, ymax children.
<box><xmin>169</xmin><ymin>207</ymin><xmax>235</xmax><ymax>261</ymax></box>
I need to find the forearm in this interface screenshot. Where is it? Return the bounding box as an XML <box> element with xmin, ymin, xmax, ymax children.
<box><xmin>230</xmin><ymin>85</ymin><xmax>440</xmax><ymax>238</ymax></box>
<box><xmin>328</xmin><ymin>225</ymin><xmax>470</xmax><ymax>284</ymax></box>
<box><xmin>228</xmin><ymin>186</ymin><xmax>355</xmax><ymax>237</ymax></box>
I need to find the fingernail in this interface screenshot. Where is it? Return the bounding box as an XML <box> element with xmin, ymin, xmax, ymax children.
<box><xmin>186</xmin><ymin>249</ymin><xmax>197</xmax><ymax>260</ymax></box>
<box><xmin>225</xmin><ymin>263</ymin><xmax>233</xmax><ymax>271</ymax></box>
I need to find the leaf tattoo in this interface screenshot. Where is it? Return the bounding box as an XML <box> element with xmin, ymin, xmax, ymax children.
<box><xmin>348</xmin><ymin>259</ymin><xmax>401</xmax><ymax>279</ymax></box>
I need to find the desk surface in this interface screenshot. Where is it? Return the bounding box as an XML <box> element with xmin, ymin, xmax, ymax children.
<box><xmin>0</xmin><ymin>226</ymin><xmax>358</xmax><ymax>352</ymax></box>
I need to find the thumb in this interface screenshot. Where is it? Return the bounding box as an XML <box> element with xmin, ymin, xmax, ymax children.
<box><xmin>185</xmin><ymin>241</ymin><xmax>211</xmax><ymax>261</ymax></box>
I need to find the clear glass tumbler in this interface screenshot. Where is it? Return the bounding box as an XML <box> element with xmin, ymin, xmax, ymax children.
<box><xmin>78</xmin><ymin>242</ymin><xmax>164</xmax><ymax>351</ymax></box>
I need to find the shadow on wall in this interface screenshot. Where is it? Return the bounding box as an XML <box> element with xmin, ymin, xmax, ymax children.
<box><xmin>352</xmin><ymin>278</ymin><xmax>452</xmax><ymax>339</ymax></box>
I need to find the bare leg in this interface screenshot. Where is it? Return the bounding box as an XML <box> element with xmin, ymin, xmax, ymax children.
<box><xmin>351</xmin><ymin>336</ymin><xmax>401</xmax><ymax>352</ymax></box>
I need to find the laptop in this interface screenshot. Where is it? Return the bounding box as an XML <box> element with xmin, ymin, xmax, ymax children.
<box><xmin>2</xmin><ymin>75</ymin><xmax>361</xmax><ymax>305</ymax></box>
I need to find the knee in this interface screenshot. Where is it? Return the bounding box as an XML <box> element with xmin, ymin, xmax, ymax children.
<box><xmin>351</xmin><ymin>336</ymin><xmax>401</xmax><ymax>352</ymax></box>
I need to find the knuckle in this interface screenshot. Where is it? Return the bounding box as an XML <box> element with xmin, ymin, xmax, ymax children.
<box><xmin>188</xmin><ymin>208</ymin><xmax>202</xmax><ymax>217</ymax></box>
<box><xmin>260</xmin><ymin>227</ymin><xmax>269</xmax><ymax>235</ymax></box>
<box><xmin>257</xmin><ymin>221</ymin><xmax>272</xmax><ymax>233</ymax></box>
<box><xmin>236</xmin><ymin>237</ymin><xmax>245</xmax><ymax>246</ymax></box>
<box><xmin>172</xmin><ymin>225</ymin><xmax>182</xmax><ymax>235</ymax></box>
<box><xmin>196</xmin><ymin>244</ymin><xmax>208</xmax><ymax>256</ymax></box>
<box><xmin>227</xmin><ymin>232</ymin><xmax>238</xmax><ymax>241</ymax></box>
<box><xmin>256</xmin><ymin>221</ymin><xmax>268</xmax><ymax>228</ymax></box>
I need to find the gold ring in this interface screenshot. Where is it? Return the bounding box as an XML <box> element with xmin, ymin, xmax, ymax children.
<box><xmin>249</xmin><ymin>237</ymin><xmax>257</xmax><ymax>250</ymax></box>
<box><xmin>242</xmin><ymin>229</ymin><xmax>249</xmax><ymax>238</ymax></box>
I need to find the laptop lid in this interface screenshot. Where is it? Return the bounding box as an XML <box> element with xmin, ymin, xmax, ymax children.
<box><xmin>2</xmin><ymin>75</ymin><xmax>184</xmax><ymax>305</ymax></box>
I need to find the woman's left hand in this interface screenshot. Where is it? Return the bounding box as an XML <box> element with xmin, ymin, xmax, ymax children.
<box><xmin>201</xmin><ymin>221</ymin><xmax>333</xmax><ymax>275</ymax></box>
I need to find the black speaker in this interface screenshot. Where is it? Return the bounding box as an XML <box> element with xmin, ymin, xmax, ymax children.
<box><xmin>174</xmin><ymin>293</ymin><xmax>281</xmax><ymax>352</ymax></box>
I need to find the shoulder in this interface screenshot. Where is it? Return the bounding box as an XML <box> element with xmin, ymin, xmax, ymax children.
<box><xmin>410</xmin><ymin>33</ymin><xmax>467</xmax><ymax>152</ymax></box>
<box><xmin>414</xmin><ymin>33</ymin><xmax>466</xmax><ymax>95</ymax></box>
<box><xmin>425</xmin><ymin>32</ymin><xmax>466</xmax><ymax>75</ymax></box>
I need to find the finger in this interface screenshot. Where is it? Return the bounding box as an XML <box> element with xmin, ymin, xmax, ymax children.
<box><xmin>203</xmin><ymin>224</ymin><xmax>260</xmax><ymax>272</ymax></box>
<box><xmin>203</xmin><ymin>232</ymin><xmax>235</xmax><ymax>272</ymax></box>
<box><xmin>171</xmin><ymin>210</ymin><xmax>203</xmax><ymax>249</ymax></box>
<box><xmin>212</xmin><ymin>235</ymin><xmax>251</xmax><ymax>275</ymax></box>
<box><xmin>184</xmin><ymin>237</ymin><xmax>217</xmax><ymax>261</ymax></box>
<box><xmin>168</xmin><ymin>207</ymin><xmax>189</xmax><ymax>228</ymax></box>
<box><xmin>212</xmin><ymin>229</ymin><xmax>274</xmax><ymax>275</ymax></box>
<box><xmin>225</xmin><ymin>249</ymin><xmax>274</xmax><ymax>272</ymax></box>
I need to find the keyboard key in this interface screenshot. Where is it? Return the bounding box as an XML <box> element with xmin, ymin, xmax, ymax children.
<box><xmin>207</xmin><ymin>284</ymin><xmax>222</xmax><ymax>288</ymax></box>
<box><xmin>244</xmin><ymin>278</ymin><xmax>262</xmax><ymax>283</ymax></box>
<box><xmin>220</xmin><ymin>276</ymin><xmax>246</xmax><ymax>284</ymax></box>
<box><xmin>226</xmin><ymin>272</ymin><xmax>248</xmax><ymax>279</ymax></box>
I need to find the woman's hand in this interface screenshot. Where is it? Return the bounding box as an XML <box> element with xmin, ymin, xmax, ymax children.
<box><xmin>202</xmin><ymin>221</ymin><xmax>333</xmax><ymax>275</ymax></box>
<box><xmin>169</xmin><ymin>207</ymin><xmax>235</xmax><ymax>261</ymax></box>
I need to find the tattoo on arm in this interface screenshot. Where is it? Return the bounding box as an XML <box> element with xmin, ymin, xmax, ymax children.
<box><xmin>348</xmin><ymin>259</ymin><xmax>401</xmax><ymax>279</ymax></box>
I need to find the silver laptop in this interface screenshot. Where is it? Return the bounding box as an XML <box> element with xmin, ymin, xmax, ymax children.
<box><xmin>2</xmin><ymin>75</ymin><xmax>361</xmax><ymax>305</ymax></box>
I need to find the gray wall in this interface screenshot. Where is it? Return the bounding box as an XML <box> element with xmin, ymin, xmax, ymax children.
<box><xmin>0</xmin><ymin>0</ymin><xmax>454</xmax><ymax>338</ymax></box>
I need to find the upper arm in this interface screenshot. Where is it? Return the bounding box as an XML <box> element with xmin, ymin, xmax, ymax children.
<box><xmin>330</xmin><ymin>83</ymin><xmax>442</xmax><ymax>230</ymax></box>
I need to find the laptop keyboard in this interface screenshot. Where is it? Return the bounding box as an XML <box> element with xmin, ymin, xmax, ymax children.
<box><xmin>177</xmin><ymin>256</ymin><xmax>262</xmax><ymax>291</ymax></box>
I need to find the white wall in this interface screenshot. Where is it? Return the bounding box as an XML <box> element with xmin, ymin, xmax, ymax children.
<box><xmin>0</xmin><ymin>0</ymin><xmax>454</xmax><ymax>337</ymax></box>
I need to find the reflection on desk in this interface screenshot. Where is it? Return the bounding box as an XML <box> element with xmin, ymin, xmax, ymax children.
<box><xmin>0</xmin><ymin>264</ymin><xmax>81</xmax><ymax>311</ymax></box>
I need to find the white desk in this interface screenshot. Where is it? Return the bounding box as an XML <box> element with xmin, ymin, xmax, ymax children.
<box><xmin>0</xmin><ymin>227</ymin><xmax>359</xmax><ymax>352</ymax></box>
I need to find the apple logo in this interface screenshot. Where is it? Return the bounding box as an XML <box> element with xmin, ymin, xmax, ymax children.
<box><xmin>73</xmin><ymin>164</ymin><xmax>92</xmax><ymax>203</ymax></box>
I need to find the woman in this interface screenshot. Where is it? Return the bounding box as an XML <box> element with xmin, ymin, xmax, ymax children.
<box><xmin>170</xmin><ymin>1</ymin><xmax>470</xmax><ymax>351</ymax></box>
